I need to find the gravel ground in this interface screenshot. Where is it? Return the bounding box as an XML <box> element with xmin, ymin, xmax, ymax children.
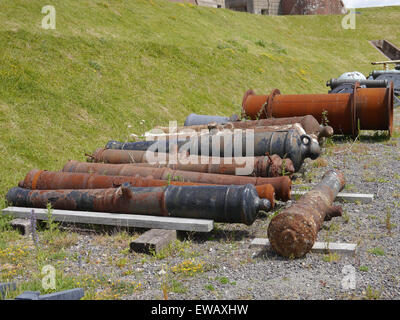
<box><xmin>58</xmin><ymin>109</ymin><xmax>400</xmax><ymax>300</ymax></box>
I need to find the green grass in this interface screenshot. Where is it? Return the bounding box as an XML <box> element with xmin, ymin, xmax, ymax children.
<box><xmin>0</xmin><ymin>1</ymin><xmax>400</xmax><ymax>202</ymax></box>
<box><xmin>367</xmin><ymin>247</ymin><xmax>385</xmax><ymax>256</ymax></box>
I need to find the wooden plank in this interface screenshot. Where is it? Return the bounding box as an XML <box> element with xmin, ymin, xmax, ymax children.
<box><xmin>250</xmin><ymin>238</ymin><xmax>357</xmax><ymax>255</ymax></box>
<box><xmin>130</xmin><ymin>229</ymin><xmax>177</xmax><ymax>254</ymax></box>
<box><xmin>2</xmin><ymin>207</ymin><xmax>213</xmax><ymax>233</ymax></box>
<box><xmin>291</xmin><ymin>191</ymin><xmax>373</xmax><ymax>203</ymax></box>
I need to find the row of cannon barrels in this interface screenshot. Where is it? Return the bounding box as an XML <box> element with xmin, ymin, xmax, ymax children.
<box><xmin>10</xmin><ymin>82</ymin><xmax>392</xmax><ymax>257</ymax></box>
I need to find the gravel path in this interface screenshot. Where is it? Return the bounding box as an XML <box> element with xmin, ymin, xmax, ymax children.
<box><xmin>61</xmin><ymin>108</ymin><xmax>400</xmax><ymax>300</ymax></box>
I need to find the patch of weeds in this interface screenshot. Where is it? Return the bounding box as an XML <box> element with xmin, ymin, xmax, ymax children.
<box><xmin>88</xmin><ymin>60</ymin><xmax>101</xmax><ymax>72</ymax></box>
<box><xmin>269</xmin><ymin>42</ymin><xmax>287</xmax><ymax>54</ymax></box>
<box><xmin>268</xmin><ymin>207</ymin><xmax>284</xmax><ymax>220</ymax></box>
<box><xmin>385</xmin><ymin>207</ymin><xmax>396</xmax><ymax>235</ymax></box>
<box><xmin>115</xmin><ymin>257</ymin><xmax>128</xmax><ymax>269</ymax></box>
<box><xmin>0</xmin><ymin>244</ymin><xmax>30</xmax><ymax>281</ymax></box>
<box><xmin>323</xmin><ymin>221</ymin><xmax>340</xmax><ymax>233</ymax></box>
<box><xmin>170</xmin><ymin>278</ymin><xmax>187</xmax><ymax>294</ymax></box>
<box><xmin>204</xmin><ymin>284</ymin><xmax>215</xmax><ymax>291</ymax></box>
<box><xmin>215</xmin><ymin>276</ymin><xmax>234</xmax><ymax>285</ymax></box>
<box><xmin>344</xmin><ymin>184</ymin><xmax>355</xmax><ymax>192</ymax></box>
<box><xmin>363</xmin><ymin>173</ymin><xmax>375</xmax><ymax>183</ymax></box>
<box><xmin>45</xmin><ymin>203</ymin><xmax>59</xmax><ymax>233</ymax></box>
<box><xmin>171</xmin><ymin>259</ymin><xmax>204</xmax><ymax>277</ymax></box>
<box><xmin>367</xmin><ymin>247</ymin><xmax>385</xmax><ymax>256</ymax></box>
<box><xmin>322</xmin><ymin>252</ymin><xmax>340</xmax><ymax>263</ymax></box>
<box><xmin>255</xmin><ymin>40</ymin><xmax>266</xmax><ymax>48</ymax></box>
<box><xmin>364</xmin><ymin>285</ymin><xmax>382</xmax><ymax>300</ymax></box>
<box><xmin>41</xmin><ymin>229</ymin><xmax>79</xmax><ymax>251</ymax></box>
<box><xmin>217</xmin><ymin>40</ymin><xmax>247</xmax><ymax>53</ymax></box>
<box><xmin>151</xmin><ymin>240</ymin><xmax>192</xmax><ymax>260</ymax></box>
<box><xmin>359</xmin><ymin>266</ymin><xmax>369</xmax><ymax>272</ymax></box>
<box><xmin>342</xmin><ymin>210</ymin><xmax>350</xmax><ymax>224</ymax></box>
<box><xmin>324</xmin><ymin>137</ymin><xmax>336</xmax><ymax>148</ymax></box>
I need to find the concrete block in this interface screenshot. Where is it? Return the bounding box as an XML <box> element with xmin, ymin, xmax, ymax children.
<box><xmin>10</xmin><ymin>218</ymin><xmax>32</xmax><ymax>236</ymax></box>
<box><xmin>250</xmin><ymin>238</ymin><xmax>357</xmax><ymax>255</ymax></box>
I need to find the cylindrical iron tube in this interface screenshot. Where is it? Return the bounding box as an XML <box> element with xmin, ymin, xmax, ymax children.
<box><xmin>241</xmin><ymin>83</ymin><xmax>394</xmax><ymax>136</ymax></box>
<box><xmin>327</xmin><ymin>79</ymin><xmax>388</xmax><ymax>89</ymax></box>
<box><xmin>184</xmin><ymin>129</ymin><xmax>320</xmax><ymax>172</ymax></box>
<box><xmin>18</xmin><ymin>170</ymin><xmax>276</xmax><ymax>207</ymax></box>
<box><xmin>62</xmin><ymin>160</ymin><xmax>292</xmax><ymax>201</ymax></box>
<box><xmin>6</xmin><ymin>184</ymin><xmax>271</xmax><ymax>225</ymax></box>
<box><xmin>105</xmin><ymin>129</ymin><xmax>321</xmax><ymax>172</ymax></box>
<box><xmin>87</xmin><ymin>148</ymin><xmax>295</xmax><ymax>177</ymax></box>
<box><xmin>267</xmin><ymin>170</ymin><xmax>345</xmax><ymax>258</ymax></box>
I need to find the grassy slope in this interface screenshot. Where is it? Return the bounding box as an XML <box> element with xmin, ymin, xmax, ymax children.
<box><xmin>0</xmin><ymin>0</ymin><xmax>399</xmax><ymax>201</ymax></box>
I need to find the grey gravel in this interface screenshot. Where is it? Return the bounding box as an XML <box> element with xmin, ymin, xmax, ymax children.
<box><xmin>60</xmin><ymin>109</ymin><xmax>400</xmax><ymax>300</ymax></box>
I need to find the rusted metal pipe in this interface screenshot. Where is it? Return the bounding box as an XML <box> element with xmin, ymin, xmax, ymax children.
<box><xmin>241</xmin><ymin>83</ymin><xmax>394</xmax><ymax>136</ymax></box>
<box><xmin>87</xmin><ymin>148</ymin><xmax>295</xmax><ymax>177</ymax></box>
<box><xmin>6</xmin><ymin>184</ymin><xmax>271</xmax><ymax>225</ymax></box>
<box><xmin>62</xmin><ymin>160</ymin><xmax>292</xmax><ymax>201</ymax></box>
<box><xmin>18</xmin><ymin>170</ymin><xmax>276</xmax><ymax>207</ymax></box>
<box><xmin>267</xmin><ymin>170</ymin><xmax>345</xmax><ymax>258</ymax></box>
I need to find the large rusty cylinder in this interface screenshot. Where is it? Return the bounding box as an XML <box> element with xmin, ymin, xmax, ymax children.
<box><xmin>87</xmin><ymin>148</ymin><xmax>295</xmax><ymax>177</ymax></box>
<box><xmin>241</xmin><ymin>83</ymin><xmax>395</xmax><ymax>137</ymax></box>
<box><xmin>183</xmin><ymin>129</ymin><xmax>321</xmax><ymax>172</ymax></box>
<box><xmin>62</xmin><ymin>160</ymin><xmax>292</xmax><ymax>201</ymax></box>
<box><xmin>6</xmin><ymin>184</ymin><xmax>272</xmax><ymax>225</ymax></box>
<box><xmin>155</xmin><ymin>115</ymin><xmax>334</xmax><ymax>140</ymax></box>
<box><xmin>18</xmin><ymin>170</ymin><xmax>276</xmax><ymax>207</ymax></box>
<box><xmin>267</xmin><ymin>170</ymin><xmax>346</xmax><ymax>258</ymax></box>
<box><xmin>184</xmin><ymin>113</ymin><xmax>239</xmax><ymax>126</ymax></box>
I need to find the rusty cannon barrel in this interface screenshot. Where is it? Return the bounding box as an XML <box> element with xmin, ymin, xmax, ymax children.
<box><xmin>241</xmin><ymin>83</ymin><xmax>394</xmax><ymax>137</ymax></box>
<box><xmin>62</xmin><ymin>160</ymin><xmax>292</xmax><ymax>201</ymax></box>
<box><xmin>6</xmin><ymin>183</ymin><xmax>271</xmax><ymax>225</ymax></box>
<box><xmin>186</xmin><ymin>129</ymin><xmax>321</xmax><ymax>172</ymax></box>
<box><xmin>18</xmin><ymin>170</ymin><xmax>276</xmax><ymax>207</ymax></box>
<box><xmin>267</xmin><ymin>170</ymin><xmax>345</xmax><ymax>258</ymax></box>
<box><xmin>87</xmin><ymin>148</ymin><xmax>295</xmax><ymax>177</ymax></box>
<box><xmin>106</xmin><ymin>129</ymin><xmax>321</xmax><ymax>172</ymax></box>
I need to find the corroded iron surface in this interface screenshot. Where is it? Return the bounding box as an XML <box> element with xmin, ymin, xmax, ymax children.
<box><xmin>267</xmin><ymin>170</ymin><xmax>345</xmax><ymax>258</ymax></box>
<box><xmin>62</xmin><ymin>160</ymin><xmax>292</xmax><ymax>201</ymax></box>
<box><xmin>87</xmin><ymin>149</ymin><xmax>295</xmax><ymax>177</ymax></box>
<box><xmin>105</xmin><ymin>129</ymin><xmax>321</xmax><ymax>172</ymax></box>
<box><xmin>241</xmin><ymin>84</ymin><xmax>394</xmax><ymax>137</ymax></box>
<box><xmin>18</xmin><ymin>170</ymin><xmax>276</xmax><ymax>207</ymax></box>
<box><xmin>6</xmin><ymin>184</ymin><xmax>271</xmax><ymax>225</ymax></box>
